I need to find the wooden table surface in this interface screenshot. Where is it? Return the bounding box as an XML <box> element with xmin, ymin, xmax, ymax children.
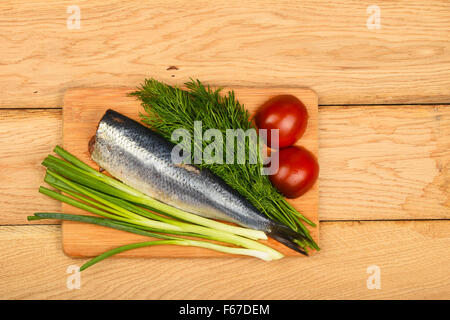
<box><xmin>0</xmin><ymin>0</ymin><xmax>449</xmax><ymax>299</ymax></box>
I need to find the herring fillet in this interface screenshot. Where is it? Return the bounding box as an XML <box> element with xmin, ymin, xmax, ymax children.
<box><xmin>89</xmin><ymin>109</ymin><xmax>308</xmax><ymax>255</ymax></box>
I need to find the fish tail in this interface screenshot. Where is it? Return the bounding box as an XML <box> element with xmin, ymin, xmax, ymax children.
<box><xmin>268</xmin><ymin>223</ymin><xmax>309</xmax><ymax>256</ymax></box>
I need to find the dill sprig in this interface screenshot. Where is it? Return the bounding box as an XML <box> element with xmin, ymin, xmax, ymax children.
<box><xmin>131</xmin><ymin>79</ymin><xmax>318</xmax><ymax>250</ymax></box>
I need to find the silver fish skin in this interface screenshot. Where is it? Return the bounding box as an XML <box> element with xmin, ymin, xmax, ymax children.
<box><xmin>90</xmin><ymin>109</ymin><xmax>307</xmax><ymax>254</ymax></box>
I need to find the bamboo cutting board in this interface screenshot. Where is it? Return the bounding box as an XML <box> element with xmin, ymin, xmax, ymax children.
<box><xmin>62</xmin><ymin>87</ymin><xmax>319</xmax><ymax>258</ymax></box>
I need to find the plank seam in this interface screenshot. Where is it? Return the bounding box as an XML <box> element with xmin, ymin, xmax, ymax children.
<box><xmin>1</xmin><ymin>103</ymin><xmax>450</xmax><ymax>110</ymax></box>
<box><xmin>3</xmin><ymin>218</ymin><xmax>450</xmax><ymax>227</ymax></box>
<box><xmin>319</xmin><ymin>103</ymin><xmax>450</xmax><ymax>107</ymax></box>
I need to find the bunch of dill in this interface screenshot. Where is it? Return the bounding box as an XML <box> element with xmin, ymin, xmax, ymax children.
<box><xmin>130</xmin><ymin>78</ymin><xmax>318</xmax><ymax>251</ymax></box>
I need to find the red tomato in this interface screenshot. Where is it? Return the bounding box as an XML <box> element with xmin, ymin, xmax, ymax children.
<box><xmin>255</xmin><ymin>95</ymin><xmax>308</xmax><ymax>148</ymax></box>
<box><xmin>269</xmin><ymin>146</ymin><xmax>319</xmax><ymax>198</ymax></box>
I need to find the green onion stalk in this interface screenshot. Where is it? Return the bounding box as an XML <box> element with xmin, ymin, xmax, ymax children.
<box><xmin>31</xmin><ymin>146</ymin><xmax>284</xmax><ymax>270</ymax></box>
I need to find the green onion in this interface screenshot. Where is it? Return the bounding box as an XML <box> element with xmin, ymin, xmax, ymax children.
<box><xmin>29</xmin><ymin>213</ymin><xmax>273</xmax><ymax>270</ymax></box>
<box><xmin>40</xmin><ymin>177</ymin><xmax>281</xmax><ymax>258</ymax></box>
<box><xmin>44</xmin><ymin>147</ymin><xmax>267</xmax><ymax>241</ymax></box>
<box><xmin>79</xmin><ymin>240</ymin><xmax>273</xmax><ymax>271</ymax></box>
<box><xmin>30</xmin><ymin>212</ymin><xmax>214</xmax><ymax>240</ymax></box>
<box><xmin>42</xmin><ymin>169</ymin><xmax>279</xmax><ymax>256</ymax></box>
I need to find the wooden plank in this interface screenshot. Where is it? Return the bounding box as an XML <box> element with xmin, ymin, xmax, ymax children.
<box><xmin>0</xmin><ymin>109</ymin><xmax>61</xmax><ymax>224</ymax></box>
<box><xmin>319</xmin><ymin>105</ymin><xmax>450</xmax><ymax>220</ymax></box>
<box><xmin>61</xmin><ymin>87</ymin><xmax>319</xmax><ymax>257</ymax></box>
<box><xmin>0</xmin><ymin>105</ymin><xmax>448</xmax><ymax>224</ymax></box>
<box><xmin>0</xmin><ymin>0</ymin><xmax>449</xmax><ymax>108</ymax></box>
<box><xmin>0</xmin><ymin>221</ymin><xmax>449</xmax><ymax>299</ymax></box>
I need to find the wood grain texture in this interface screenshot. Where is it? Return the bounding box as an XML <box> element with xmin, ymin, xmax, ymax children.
<box><xmin>1</xmin><ymin>0</ymin><xmax>449</xmax><ymax>108</ymax></box>
<box><xmin>61</xmin><ymin>87</ymin><xmax>319</xmax><ymax>257</ymax></box>
<box><xmin>1</xmin><ymin>221</ymin><xmax>449</xmax><ymax>299</ymax></box>
<box><xmin>320</xmin><ymin>105</ymin><xmax>450</xmax><ymax>220</ymax></box>
<box><xmin>0</xmin><ymin>105</ymin><xmax>448</xmax><ymax>224</ymax></box>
